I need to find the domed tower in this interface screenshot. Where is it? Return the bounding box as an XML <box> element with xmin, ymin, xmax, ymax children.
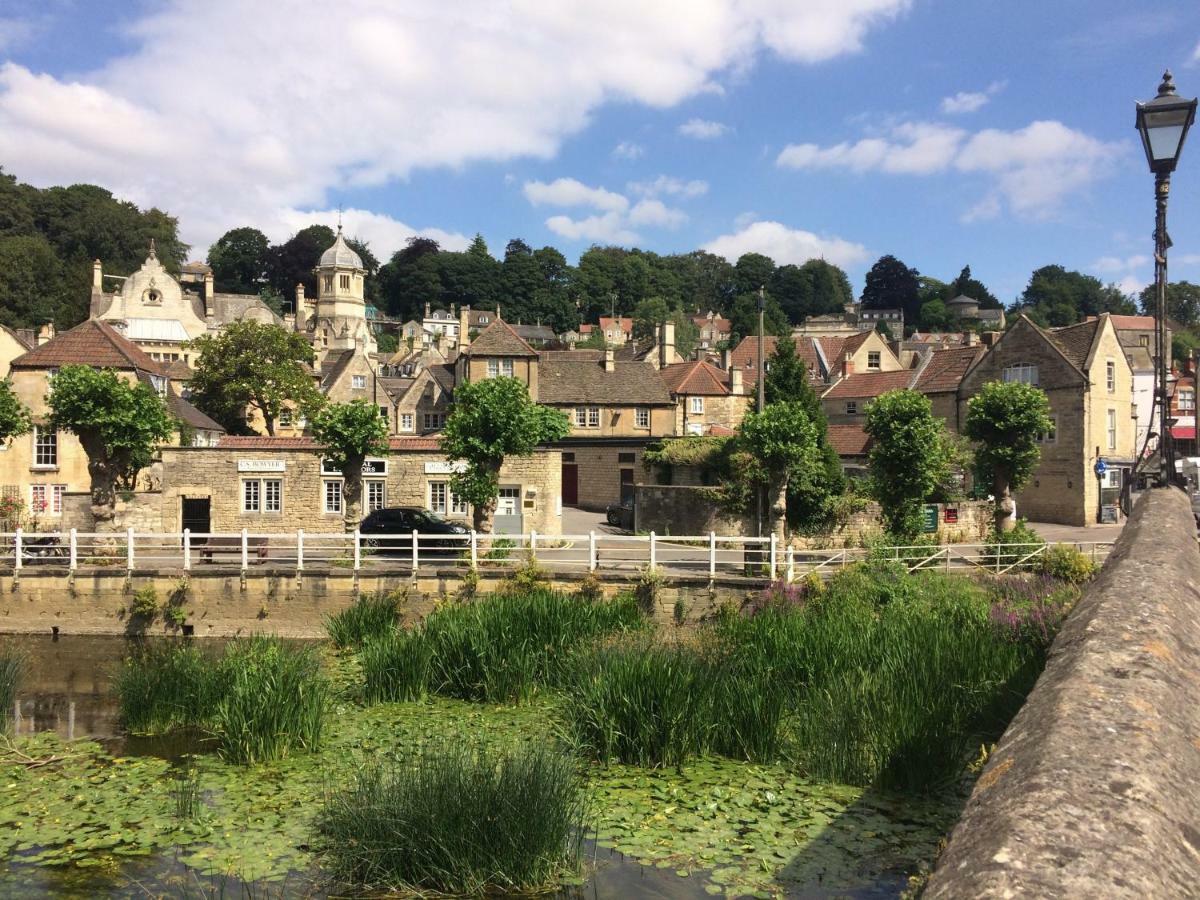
<box><xmin>312</xmin><ymin>225</ymin><xmax>375</xmax><ymax>353</ymax></box>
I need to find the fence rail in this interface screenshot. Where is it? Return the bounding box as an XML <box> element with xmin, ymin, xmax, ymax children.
<box><xmin>0</xmin><ymin>528</ymin><xmax>1116</xmax><ymax>583</ymax></box>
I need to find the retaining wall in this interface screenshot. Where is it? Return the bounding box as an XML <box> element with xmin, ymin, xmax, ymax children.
<box><xmin>926</xmin><ymin>487</ymin><xmax>1200</xmax><ymax>898</ymax></box>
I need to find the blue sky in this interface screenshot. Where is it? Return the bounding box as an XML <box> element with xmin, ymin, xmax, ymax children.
<box><xmin>1</xmin><ymin>0</ymin><xmax>1198</xmax><ymax>304</ymax></box>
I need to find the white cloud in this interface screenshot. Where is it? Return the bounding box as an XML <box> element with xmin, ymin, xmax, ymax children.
<box><xmin>545</xmin><ymin>212</ymin><xmax>639</xmax><ymax>244</ymax></box>
<box><xmin>523</xmin><ymin>178</ymin><xmax>629</xmax><ymax>213</ymax></box>
<box><xmin>778</xmin><ymin>118</ymin><xmax>1124</xmax><ymax>220</ymax></box>
<box><xmin>1177</xmin><ymin>253</ymin><xmax>1200</xmax><ymax>266</ymax></box>
<box><xmin>0</xmin><ymin>1</ymin><xmax>910</xmax><ymax>251</ymax></box>
<box><xmin>628</xmin><ymin>199</ymin><xmax>688</xmax><ymax>228</ymax></box>
<box><xmin>940</xmin><ymin>80</ymin><xmax>1005</xmax><ymax>114</ymax></box>
<box><xmin>679</xmin><ymin>117</ymin><xmax>729</xmax><ymax>139</ymax></box>
<box><xmin>703</xmin><ymin>220</ymin><xmax>869</xmax><ymax>268</ymax></box>
<box><xmin>1193</xmin><ymin>39</ymin><xmax>1200</xmax><ymax>63</ymax></box>
<box><xmin>1115</xmin><ymin>274</ymin><xmax>1147</xmax><ymax>296</ymax></box>
<box><xmin>1092</xmin><ymin>254</ymin><xmax>1150</xmax><ymax>275</ymax></box>
<box><xmin>267</xmin><ymin>207</ymin><xmax>470</xmax><ymax>256</ymax></box>
<box><xmin>612</xmin><ymin>141</ymin><xmax>644</xmax><ymax>160</ymax></box>
<box><xmin>627</xmin><ymin>175</ymin><xmax>709</xmax><ymax>198</ymax></box>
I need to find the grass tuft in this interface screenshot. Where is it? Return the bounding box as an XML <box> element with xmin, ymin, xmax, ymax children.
<box><xmin>326</xmin><ymin>591</ymin><xmax>404</xmax><ymax>649</ymax></box>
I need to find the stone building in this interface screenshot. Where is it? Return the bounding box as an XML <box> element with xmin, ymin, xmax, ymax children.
<box><xmin>957</xmin><ymin>314</ymin><xmax>1135</xmax><ymax>526</ymax></box>
<box><xmin>945</xmin><ymin>294</ymin><xmax>1006</xmax><ymax>330</ymax></box>
<box><xmin>692</xmin><ymin>311</ymin><xmax>732</xmax><ymax>349</ymax></box>
<box><xmin>0</xmin><ymin>325</ymin><xmax>33</xmax><ymax>378</ymax></box>
<box><xmin>1103</xmin><ymin>315</ymin><xmax>1165</xmax><ymax>460</ymax></box>
<box><xmin>658</xmin><ymin>359</ymin><xmax>750</xmax><ymax>436</ymax></box>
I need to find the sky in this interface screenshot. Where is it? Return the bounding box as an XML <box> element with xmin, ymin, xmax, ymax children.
<box><xmin>1</xmin><ymin>0</ymin><xmax>1199</xmax><ymax>304</ymax></box>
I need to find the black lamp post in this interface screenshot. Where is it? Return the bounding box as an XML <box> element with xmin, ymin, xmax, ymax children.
<box><xmin>1136</xmin><ymin>70</ymin><xmax>1197</xmax><ymax>487</ymax></box>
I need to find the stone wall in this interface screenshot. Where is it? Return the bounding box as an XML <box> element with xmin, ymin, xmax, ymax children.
<box><xmin>926</xmin><ymin>488</ymin><xmax>1200</xmax><ymax>899</ymax></box>
<box><xmin>563</xmin><ymin>442</ymin><xmax>649</xmax><ymax>511</ymax></box>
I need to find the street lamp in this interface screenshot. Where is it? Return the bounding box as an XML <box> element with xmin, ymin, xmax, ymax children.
<box><xmin>1136</xmin><ymin>70</ymin><xmax>1197</xmax><ymax>486</ymax></box>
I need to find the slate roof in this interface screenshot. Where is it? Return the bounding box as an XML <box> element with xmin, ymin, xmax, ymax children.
<box><xmin>378</xmin><ymin>376</ymin><xmax>416</xmax><ymax>401</ymax></box>
<box><xmin>827</xmin><ymin>424</ymin><xmax>872</xmax><ymax>457</ymax></box>
<box><xmin>10</xmin><ymin>319</ymin><xmax>166</xmax><ymax>374</ymax></box>
<box><xmin>511</xmin><ymin>324</ymin><xmax>557</xmax><ymax>344</ymax></box>
<box><xmin>659</xmin><ymin>361</ymin><xmax>730</xmax><ymax>396</ymax></box>
<box><xmin>1046</xmin><ymin>317</ymin><xmax>1103</xmax><ymax>373</ymax></box>
<box><xmin>822</xmin><ymin>369</ymin><xmax>916</xmax><ymax>400</ymax></box>
<box><xmin>462</xmin><ymin>319</ymin><xmax>538</xmax><ymax>357</ymax></box>
<box><xmin>319</xmin><ymin>349</ymin><xmax>357</xmax><ymax>391</ymax></box>
<box><xmin>168</xmin><ymin>390</ymin><xmax>226</xmax><ymax>432</ymax></box>
<box><xmin>536</xmin><ymin>354</ymin><xmax>673</xmax><ymax>405</ymax></box>
<box><xmin>915</xmin><ymin>346</ymin><xmax>985</xmax><ymax>394</ymax></box>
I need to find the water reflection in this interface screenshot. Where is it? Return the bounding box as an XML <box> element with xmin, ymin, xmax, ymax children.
<box><xmin>6</xmin><ymin>633</ymin><xmax>126</xmax><ymax>742</ymax></box>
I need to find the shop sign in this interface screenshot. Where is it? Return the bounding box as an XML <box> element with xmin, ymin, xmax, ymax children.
<box><xmin>322</xmin><ymin>458</ymin><xmax>388</xmax><ymax>476</ymax></box>
<box><xmin>237</xmin><ymin>459</ymin><xmax>286</xmax><ymax>472</ymax></box>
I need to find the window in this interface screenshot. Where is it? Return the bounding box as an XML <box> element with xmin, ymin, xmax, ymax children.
<box><xmin>150</xmin><ymin>375</ymin><xmax>167</xmax><ymax>397</ymax></box>
<box><xmin>423</xmin><ymin>412</ymin><xmax>444</xmax><ymax>430</ymax></box>
<box><xmin>1002</xmin><ymin>364</ymin><xmax>1039</xmax><ymax>386</ymax></box>
<box><xmin>279</xmin><ymin>409</ymin><xmax>293</xmax><ymax>427</ymax></box>
<box><xmin>450</xmin><ymin>491</ymin><xmax>469</xmax><ymax>516</ymax></box>
<box><xmin>1140</xmin><ymin>334</ymin><xmax>1150</xmax><ymax>348</ymax></box>
<box><xmin>352</xmin><ymin>375</ymin><xmax>367</xmax><ymax>389</ymax></box>
<box><xmin>1180</xmin><ymin>389</ymin><xmax>1196</xmax><ymax>411</ymax></box>
<box><xmin>30</xmin><ymin>484</ymin><xmax>63</xmax><ymax>516</ymax></box>
<box><xmin>487</xmin><ymin>359</ymin><xmax>498</xmax><ymax>378</ymax></box>
<box><xmin>588</xmin><ymin>406</ymin><xmax>600</xmax><ymax>428</ymax></box>
<box><xmin>379</xmin><ymin>405</ymin><xmax>389</xmax><ymax>419</ymax></box>
<box><xmin>574</xmin><ymin>407</ymin><xmax>601</xmax><ymax>428</ymax></box>
<box><xmin>324</xmin><ymin>479</ymin><xmax>343</xmax><ymax>514</ymax></box>
<box><xmin>1106</xmin><ymin>359</ymin><xmax>1116</xmax><ymax>392</ymax></box>
<box><xmin>1107</xmin><ymin>409</ymin><xmax>1117</xmax><ymax>450</ymax></box>
<box><xmin>264</xmin><ymin>479</ymin><xmax>282</xmax><ymax>513</ymax></box>
<box><xmin>867</xmin><ymin>351</ymin><xmax>881</xmax><ymax>370</ymax></box>
<box><xmin>501</xmin><ymin>359</ymin><xmax>514</xmax><ymax>377</ymax></box>
<box><xmin>846</xmin><ymin>401</ymin><xmax>857</xmax><ymax>415</ymax></box>
<box><xmin>400</xmin><ymin>413</ymin><xmax>414</xmax><ymax>432</ymax></box>
<box><xmin>242</xmin><ymin>479</ymin><xmax>261</xmax><ymax>513</ymax></box>
<box><xmin>618</xmin><ymin>452</ymin><xmax>636</xmax><ymax>464</ymax></box>
<box><xmin>689</xmin><ymin>397</ymin><xmax>704</xmax><ymax>414</ymax></box>
<box><xmin>428</xmin><ymin>481</ymin><xmax>447</xmax><ymax>515</ymax></box>
<box><xmin>1037</xmin><ymin>417</ymin><xmax>1057</xmax><ymax>444</ymax></box>
<box><xmin>32</xmin><ymin>427</ymin><xmax>57</xmax><ymax>468</ymax></box>
<box><xmin>323</xmin><ymin>275</ymin><xmax>333</xmax><ymax>292</ymax></box>
<box><xmin>635</xmin><ymin>407</ymin><xmax>650</xmax><ymax>428</ymax></box>
<box><xmin>574</xmin><ymin>407</ymin><xmax>587</xmax><ymax>427</ymax></box>
<box><xmin>339</xmin><ymin>274</ymin><xmax>350</xmax><ymax>290</ymax></box>
<box><xmin>497</xmin><ymin>486</ymin><xmax>520</xmax><ymax>517</ymax></box>
<box><xmin>366</xmin><ymin>480</ymin><xmax>386</xmax><ymax>512</ymax></box>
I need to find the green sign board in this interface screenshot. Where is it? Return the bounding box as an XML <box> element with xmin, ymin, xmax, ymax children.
<box><xmin>922</xmin><ymin>505</ymin><xmax>938</xmax><ymax>533</ymax></box>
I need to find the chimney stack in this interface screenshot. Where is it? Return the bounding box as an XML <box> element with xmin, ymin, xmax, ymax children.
<box><xmin>981</xmin><ymin>331</ymin><xmax>1001</xmax><ymax>348</ymax></box>
<box><xmin>459</xmin><ymin>304</ymin><xmax>471</xmax><ymax>350</ymax></box>
<box><xmin>203</xmin><ymin>271</ymin><xmax>215</xmax><ymax>316</ymax></box>
<box><xmin>37</xmin><ymin>323</ymin><xmax>55</xmax><ymax>346</ymax></box>
<box><xmin>721</xmin><ymin>348</ymin><xmax>732</xmax><ymax>370</ymax></box>
<box><xmin>92</xmin><ymin>259</ymin><xmax>103</xmax><ymax>292</ymax></box>
<box><xmin>730</xmin><ymin>366</ymin><xmax>743</xmax><ymax>395</ymax></box>
<box><xmin>604</xmin><ymin>348</ymin><xmax>615</xmax><ymax>373</ymax></box>
<box><xmin>294</xmin><ymin>284</ymin><xmax>307</xmax><ymax>331</ymax></box>
<box><xmin>659</xmin><ymin>320</ymin><xmax>676</xmax><ymax>369</ymax></box>
<box><xmin>966</xmin><ymin>331</ymin><xmax>979</xmax><ymax>347</ymax></box>
<box><xmin>843</xmin><ymin>351</ymin><xmax>854</xmax><ymax>377</ymax></box>
<box><xmin>425</xmin><ymin>301</ymin><xmax>432</xmax><ymax>320</ymax></box>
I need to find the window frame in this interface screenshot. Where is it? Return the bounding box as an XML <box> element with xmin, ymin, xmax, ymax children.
<box><xmin>263</xmin><ymin>479</ymin><xmax>282</xmax><ymax>514</ymax></box>
<box><xmin>423</xmin><ymin>412</ymin><xmax>444</xmax><ymax>431</ymax></box>
<box><xmin>1106</xmin><ymin>359</ymin><xmax>1116</xmax><ymax>393</ymax></box>
<box><xmin>352</xmin><ymin>374</ymin><xmax>367</xmax><ymax>390</ymax></box>
<box><xmin>428</xmin><ymin>481</ymin><xmax>448</xmax><ymax>515</ymax></box>
<box><xmin>1037</xmin><ymin>416</ymin><xmax>1058</xmax><ymax>445</ymax></box>
<box><xmin>1180</xmin><ymin>389</ymin><xmax>1196</xmax><ymax>411</ymax></box>
<box><xmin>1107</xmin><ymin>408</ymin><xmax>1117</xmax><ymax>451</ymax></box>
<box><xmin>1002</xmin><ymin>363</ymin><xmax>1039</xmax><ymax>386</ymax></box>
<box><xmin>366</xmin><ymin>479</ymin><xmax>386</xmax><ymax>513</ymax></box>
<box><xmin>323</xmin><ymin>479</ymin><xmax>344</xmax><ymax>515</ymax></box>
<box><xmin>587</xmin><ymin>406</ymin><xmax>601</xmax><ymax>428</ymax></box>
<box><xmin>867</xmin><ymin>351</ymin><xmax>881</xmax><ymax>370</ymax></box>
<box><xmin>689</xmin><ymin>396</ymin><xmax>704</xmax><ymax>415</ymax></box>
<box><xmin>400</xmin><ymin>412</ymin><xmax>415</xmax><ymax>432</ymax></box>
<box><xmin>339</xmin><ymin>273</ymin><xmax>351</xmax><ymax>290</ymax></box>
<box><xmin>845</xmin><ymin>400</ymin><xmax>858</xmax><ymax>415</ymax></box>
<box><xmin>29</xmin><ymin>483</ymin><xmax>64</xmax><ymax>517</ymax></box>
<box><xmin>635</xmin><ymin>407</ymin><xmax>650</xmax><ymax>429</ymax></box>
<box><xmin>32</xmin><ymin>427</ymin><xmax>57</xmax><ymax>469</ymax></box>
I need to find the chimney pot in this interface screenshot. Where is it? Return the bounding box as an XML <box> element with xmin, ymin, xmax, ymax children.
<box><xmin>730</xmin><ymin>367</ymin><xmax>743</xmax><ymax>395</ymax></box>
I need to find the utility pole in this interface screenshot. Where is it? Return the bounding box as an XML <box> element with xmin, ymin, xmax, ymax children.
<box><xmin>756</xmin><ymin>285</ymin><xmax>766</xmax><ymax>548</ymax></box>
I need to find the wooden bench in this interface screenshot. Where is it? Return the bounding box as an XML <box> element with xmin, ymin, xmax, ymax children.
<box><xmin>197</xmin><ymin>536</ymin><xmax>269</xmax><ymax>565</ymax></box>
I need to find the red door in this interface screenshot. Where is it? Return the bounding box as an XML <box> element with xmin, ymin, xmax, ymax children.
<box><xmin>562</xmin><ymin>463</ymin><xmax>579</xmax><ymax>505</ymax></box>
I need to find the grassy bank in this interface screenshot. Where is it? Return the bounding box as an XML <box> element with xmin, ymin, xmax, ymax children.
<box><xmin>114</xmin><ymin>636</ymin><xmax>329</xmax><ymax>764</ymax></box>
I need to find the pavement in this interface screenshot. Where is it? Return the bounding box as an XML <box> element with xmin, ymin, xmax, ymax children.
<box><xmin>1024</xmin><ymin>520</ymin><xmax>1125</xmax><ymax>545</ymax></box>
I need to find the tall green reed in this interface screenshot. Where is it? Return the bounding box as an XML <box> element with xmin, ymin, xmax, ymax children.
<box><xmin>317</xmin><ymin>741</ymin><xmax>586</xmax><ymax>895</ymax></box>
<box><xmin>326</xmin><ymin>591</ymin><xmax>404</xmax><ymax>649</ymax></box>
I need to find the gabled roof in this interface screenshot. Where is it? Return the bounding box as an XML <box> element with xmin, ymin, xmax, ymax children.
<box><xmin>1046</xmin><ymin>317</ymin><xmax>1103</xmax><ymax>373</ymax></box>
<box><xmin>319</xmin><ymin>349</ymin><xmax>358</xmax><ymax>391</ymax></box>
<box><xmin>840</xmin><ymin>331</ymin><xmax>874</xmax><ymax>356</ymax></box>
<box><xmin>10</xmin><ymin>318</ymin><xmax>166</xmax><ymax>374</ymax></box>
<box><xmin>730</xmin><ymin>335</ymin><xmax>780</xmax><ymax>370</ymax></box>
<box><xmin>659</xmin><ymin>360</ymin><xmax>730</xmax><ymax>396</ymax></box>
<box><xmin>1107</xmin><ymin>315</ymin><xmax>1157</xmax><ymax>331</ymax></box>
<box><xmin>822</xmin><ymin>369</ymin><xmax>916</xmax><ymax>400</ymax></box>
<box><xmin>462</xmin><ymin>319</ymin><xmax>538</xmax><ymax>357</ymax></box>
<box><xmin>915</xmin><ymin>346</ymin><xmax>986</xmax><ymax>394</ymax></box>
<box><xmin>0</xmin><ymin>324</ymin><xmax>33</xmax><ymax>353</ymax></box>
<box><xmin>598</xmin><ymin>316</ymin><xmax>633</xmax><ymax>334</ymax></box>
<box><xmin>537</xmin><ymin>354</ymin><xmax>673</xmax><ymax>405</ymax></box>
<box><xmin>168</xmin><ymin>389</ymin><xmax>226</xmax><ymax>433</ymax></box>
<box><xmin>827</xmin><ymin>424</ymin><xmax>872</xmax><ymax>457</ymax></box>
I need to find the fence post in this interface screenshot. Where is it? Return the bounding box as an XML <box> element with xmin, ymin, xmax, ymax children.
<box><xmin>412</xmin><ymin>529</ymin><xmax>419</xmax><ymax>572</ymax></box>
<box><xmin>127</xmin><ymin>527</ymin><xmax>135</xmax><ymax>571</ymax></box>
<box><xmin>769</xmin><ymin>533</ymin><xmax>778</xmax><ymax>579</ymax></box>
<box><xmin>353</xmin><ymin>528</ymin><xmax>361</xmax><ymax>571</ymax></box>
<box><xmin>530</xmin><ymin>529</ymin><xmax>538</xmax><ymax>555</ymax></box>
<box><xmin>649</xmin><ymin>531</ymin><xmax>656</xmax><ymax>569</ymax></box>
<box><xmin>69</xmin><ymin>528</ymin><xmax>78</xmax><ymax>572</ymax></box>
<box><xmin>182</xmin><ymin>528</ymin><xmax>190</xmax><ymax>571</ymax></box>
<box><xmin>709</xmin><ymin>531</ymin><xmax>716</xmax><ymax>579</ymax></box>
<box><xmin>240</xmin><ymin>528</ymin><xmax>248</xmax><ymax>571</ymax></box>
<box><xmin>470</xmin><ymin>530</ymin><xmax>478</xmax><ymax>569</ymax></box>
<box><xmin>587</xmin><ymin>530</ymin><xmax>597</xmax><ymax>572</ymax></box>
<box><xmin>14</xmin><ymin>527</ymin><xmax>22</xmax><ymax>571</ymax></box>
<box><xmin>786</xmin><ymin>545</ymin><xmax>795</xmax><ymax>582</ymax></box>
<box><xmin>296</xmin><ymin>529</ymin><xmax>304</xmax><ymax>574</ymax></box>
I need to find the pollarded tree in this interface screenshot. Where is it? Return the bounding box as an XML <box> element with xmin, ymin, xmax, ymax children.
<box><xmin>964</xmin><ymin>381</ymin><xmax>1053</xmax><ymax>533</ymax></box>
<box><xmin>736</xmin><ymin>401</ymin><xmax>821</xmax><ymax>542</ymax></box>
<box><xmin>47</xmin><ymin>366</ymin><xmax>176</xmax><ymax>525</ymax></box>
<box><xmin>186</xmin><ymin>320</ymin><xmax>323</xmax><ymax>435</ymax></box>
<box><xmin>311</xmin><ymin>400</ymin><xmax>390</xmax><ymax>532</ymax></box>
<box><xmin>442</xmin><ymin>378</ymin><xmax>570</xmax><ymax>533</ymax></box>
<box><xmin>864</xmin><ymin>390</ymin><xmax>951</xmax><ymax>537</ymax></box>
<box><xmin>0</xmin><ymin>380</ymin><xmax>31</xmax><ymax>445</ymax></box>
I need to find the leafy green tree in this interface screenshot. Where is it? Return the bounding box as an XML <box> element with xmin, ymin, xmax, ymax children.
<box><xmin>46</xmin><ymin>366</ymin><xmax>175</xmax><ymax>524</ymax></box>
<box><xmin>0</xmin><ymin>235</ymin><xmax>69</xmax><ymax>329</ymax></box>
<box><xmin>377</xmin><ymin>237</ymin><xmax>441</xmax><ymax>320</ymax></box>
<box><xmin>770</xmin><ymin>259</ymin><xmax>853</xmax><ymax>324</ymax></box>
<box><xmin>945</xmin><ymin>265</ymin><xmax>1000</xmax><ymax>308</ymax></box>
<box><xmin>663</xmin><ymin>250</ymin><xmax>736</xmax><ymax>313</ymax></box>
<box><xmin>375</xmin><ymin>330</ymin><xmax>399</xmax><ymax>354</ymax></box>
<box><xmin>1173</xmin><ymin>329</ymin><xmax>1200</xmax><ymax>367</ymax></box>
<box><xmin>575</xmin><ymin>246</ymin><xmax>626</xmax><ymax>319</ymax></box>
<box><xmin>1139</xmin><ymin>280</ymin><xmax>1200</xmax><ymax>328</ymax></box>
<box><xmin>964</xmin><ymin>381</ymin><xmax>1053</xmax><ymax>532</ymax></box>
<box><xmin>577</xmin><ymin>329</ymin><xmax>607</xmax><ymax>349</ymax></box>
<box><xmin>864</xmin><ymin>390</ymin><xmax>951</xmax><ymax>536</ymax></box>
<box><xmin>0</xmin><ymin>380</ymin><xmax>31</xmax><ymax>445</ymax></box>
<box><xmin>728</xmin><ymin>292</ymin><xmax>790</xmax><ymax>343</ymax></box>
<box><xmin>668</xmin><ymin>311</ymin><xmax>700</xmax><ymax>359</ymax></box>
<box><xmin>918</xmin><ymin>298</ymin><xmax>955</xmax><ymax>332</ymax></box>
<box><xmin>736</xmin><ymin>402</ymin><xmax>821</xmax><ymax>540</ymax></box>
<box><xmin>442</xmin><ymin>378</ymin><xmax>570</xmax><ymax>533</ymax></box>
<box><xmin>186</xmin><ymin>321</ymin><xmax>323</xmax><ymax>436</ymax></box>
<box><xmin>733</xmin><ymin>252</ymin><xmax>776</xmax><ymax>296</ymax></box>
<box><xmin>633</xmin><ymin>297</ymin><xmax>671</xmax><ymax>340</ymax></box>
<box><xmin>861</xmin><ymin>255</ymin><xmax>921</xmax><ymax>328</ymax></box>
<box><xmin>1017</xmin><ymin>265</ymin><xmax>1135</xmax><ymax>326</ymax></box>
<box><xmin>207</xmin><ymin>227</ymin><xmax>270</xmax><ymax>294</ymax></box>
<box><xmin>311</xmin><ymin>400</ymin><xmax>390</xmax><ymax>531</ymax></box>
<box><xmin>438</xmin><ymin>235</ymin><xmax>501</xmax><ymax>311</ymax></box>
<box><xmin>267</xmin><ymin>224</ymin><xmax>335</xmax><ymax>301</ymax></box>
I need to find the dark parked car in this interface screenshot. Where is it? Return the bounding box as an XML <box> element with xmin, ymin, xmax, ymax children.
<box><xmin>359</xmin><ymin>507</ymin><xmax>469</xmax><ymax>555</ymax></box>
<box><xmin>606</xmin><ymin>501</ymin><xmax>634</xmax><ymax>531</ymax></box>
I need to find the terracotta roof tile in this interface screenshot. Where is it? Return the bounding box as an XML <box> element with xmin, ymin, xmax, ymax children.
<box><xmin>10</xmin><ymin>319</ymin><xmax>166</xmax><ymax>374</ymax></box>
<box><xmin>1106</xmin><ymin>315</ymin><xmax>1157</xmax><ymax>330</ymax></box>
<box><xmin>827</xmin><ymin>424</ymin><xmax>871</xmax><ymax>456</ymax></box>
<box><xmin>218</xmin><ymin>436</ymin><xmax>320</xmax><ymax>449</ymax></box>
<box><xmin>659</xmin><ymin>360</ymin><xmax>730</xmax><ymax>396</ymax></box>
<box><xmin>822</xmin><ymin>369</ymin><xmax>916</xmax><ymax>400</ymax></box>
<box><xmin>463</xmin><ymin>319</ymin><xmax>538</xmax><ymax>357</ymax></box>
<box><xmin>389</xmin><ymin>437</ymin><xmax>442</xmax><ymax>451</ymax></box>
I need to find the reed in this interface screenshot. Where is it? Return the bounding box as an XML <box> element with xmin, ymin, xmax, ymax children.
<box><xmin>317</xmin><ymin>741</ymin><xmax>586</xmax><ymax>894</ymax></box>
<box><xmin>114</xmin><ymin>641</ymin><xmax>220</xmax><ymax>734</ymax></box>
<box><xmin>172</xmin><ymin>759</ymin><xmax>205</xmax><ymax>821</ymax></box>
<box><xmin>326</xmin><ymin>591</ymin><xmax>403</xmax><ymax>649</ymax></box>
<box><xmin>360</xmin><ymin>631</ymin><xmax>431</xmax><ymax>703</ymax></box>
<box><xmin>0</xmin><ymin>646</ymin><xmax>24</xmax><ymax>732</ymax></box>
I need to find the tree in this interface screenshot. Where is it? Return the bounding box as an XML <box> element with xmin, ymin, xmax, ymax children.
<box><xmin>1139</xmin><ymin>280</ymin><xmax>1200</xmax><ymax>328</ymax></box>
<box><xmin>207</xmin><ymin>227</ymin><xmax>270</xmax><ymax>294</ymax></box>
<box><xmin>311</xmin><ymin>400</ymin><xmax>390</xmax><ymax>531</ymax></box>
<box><xmin>441</xmin><ymin>378</ymin><xmax>570</xmax><ymax>533</ymax></box>
<box><xmin>377</xmin><ymin>237</ymin><xmax>441</xmax><ymax>320</ymax></box>
<box><xmin>186</xmin><ymin>321</ymin><xmax>323</xmax><ymax>435</ymax></box>
<box><xmin>0</xmin><ymin>380</ymin><xmax>31</xmax><ymax>445</ymax></box>
<box><xmin>770</xmin><ymin>259</ymin><xmax>853</xmax><ymax>324</ymax></box>
<box><xmin>734</xmin><ymin>252</ymin><xmax>776</xmax><ymax>296</ymax></box>
<box><xmin>964</xmin><ymin>381</ymin><xmax>1053</xmax><ymax>532</ymax></box>
<box><xmin>633</xmin><ymin>297</ymin><xmax>671</xmax><ymax>341</ymax></box>
<box><xmin>668</xmin><ymin>311</ymin><xmax>700</xmax><ymax>359</ymax></box>
<box><xmin>736</xmin><ymin>402</ymin><xmax>821</xmax><ymax>540</ymax></box>
<box><xmin>0</xmin><ymin>235</ymin><xmax>69</xmax><ymax>329</ymax></box>
<box><xmin>47</xmin><ymin>366</ymin><xmax>175</xmax><ymax>525</ymax></box>
<box><xmin>945</xmin><ymin>265</ymin><xmax>1000</xmax><ymax>308</ymax></box>
<box><xmin>664</xmin><ymin>250</ymin><xmax>735</xmax><ymax>313</ymax></box>
<box><xmin>864</xmin><ymin>390</ymin><xmax>951</xmax><ymax>536</ymax></box>
<box><xmin>1017</xmin><ymin>265</ymin><xmax>1135</xmax><ymax>327</ymax></box>
<box><xmin>266</xmin><ymin>224</ymin><xmax>335</xmax><ymax>301</ymax></box>
<box><xmin>917</xmin><ymin>298</ymin><xmax>955</xmax><ymax>333</ymax></box>
<box><xmin>861</xmin><ymin>255</ymin><xmax>921</xmax><ymax>328</ymax></box>
<box><xmin>728</xmin><ymin>292</ymin><xmax>790</xmax><ymax>343</ymax></box>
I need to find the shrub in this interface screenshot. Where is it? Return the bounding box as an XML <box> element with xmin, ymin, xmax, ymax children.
<box><xmin>633</xmin><ymin>566</ymin><xmax>664</xmax><ymax>613</ymax></box>
<box><xmin>576</xmin><ymin>571</ymin><xmax>604</xmax><ymax>603</ymax></box>
<box><xmin>326</xmin><ymin>591</ymin><xmax>404</xmax><ymax>648</ymax></box>
<box><xmin>130</xmin><ymin>586</ymin><xmax>159</xmax><ymax>620</ymax></box>
<box><xmin>317</xmin><ymin>742</ymin><xmax>586</xmax><ymax>894</ymax></box>
<box><xmin>503</xmin><ymin>557</ymin><xmax>550</xmax><ymax>593</ymax></box>
<box><xmin>981</xmin><ymin>520</ymin><xmax>1045</xmax><ymax>571</ymax></box>
<box><xmin>162</xmin><ymin>604</ymin><xmax>189</xmax><ymax>628</ymax></box>
<box><xmin>1038</xmin><ymin>543</ymin><xmax>1097</xmax><ymax>584</ymax></box>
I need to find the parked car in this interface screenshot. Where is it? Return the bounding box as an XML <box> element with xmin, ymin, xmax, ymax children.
<box><xmin>359</xmin><ymin>507</ymin><xmax>469</xmax><ymax>555</ymax></box>
<box><xmin>606</xmin><ymin>501</ymin><xmax>634</xmax><ymax>531</ymax></box>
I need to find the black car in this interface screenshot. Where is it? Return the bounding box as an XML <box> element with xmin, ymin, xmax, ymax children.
<box><xmin>606</xmin><ymin>501</ymin><xmax>634</xmax><ymax>530</ymax></box>
<box><xmin>359</xmin><ymin>507</ymin><xmax>469</xmax><ymax>555</ymax></box>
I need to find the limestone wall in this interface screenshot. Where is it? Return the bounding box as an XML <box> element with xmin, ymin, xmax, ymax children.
<box><xmin>926</xmin><ymin>488</ymin><xmax>1200</xmax><ymax>899</ymax></box>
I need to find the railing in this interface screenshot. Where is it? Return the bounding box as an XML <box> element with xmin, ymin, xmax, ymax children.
<box><xmin>0</xmin><ymin>529</ymin><xmax>1116</xmax><ymax>582</ymax></box>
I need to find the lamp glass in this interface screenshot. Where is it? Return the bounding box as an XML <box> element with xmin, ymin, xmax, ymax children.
<box><xmin>1146</xmin><ymin>123</ymin><xmax>1186</xmax><ymax>163</ymax></box>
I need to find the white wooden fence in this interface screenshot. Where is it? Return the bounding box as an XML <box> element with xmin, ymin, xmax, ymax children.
<box><xmin>0</xmin><ymin>528</ymin><xmax>1116</xmax><ymax>582</ymax></box>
